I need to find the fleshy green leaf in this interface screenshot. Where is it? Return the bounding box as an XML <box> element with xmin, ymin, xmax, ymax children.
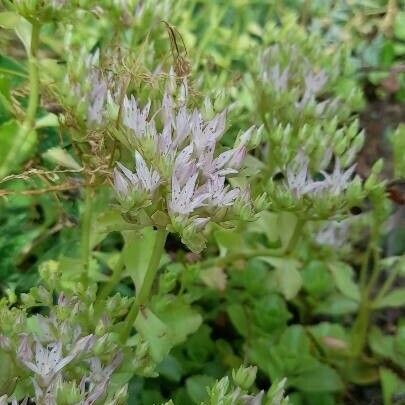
<box><xmin>123</xmin><ymin>228</ymin><xmax>160</xmax><ymax>292</ymax></box>
<box><xmin>328</xmin><ymin>262</ymin><xmax>360</xmax><ymax>301</ymax></box>
<box><xmin>152</xmin><ymin>296</ymin><xmax>202</xmax><ymax>346</ymax></box>
<box><xmin>374</xmin><ymin>289</ymin><xmax>405</xmax><ymax>309</ymax></box>
<box><xmin>261</xmin><ymin>257</ymin><xmax>302</xmax><ymax>300</ymax></box>
<box><xmin>186</xmin><ymin>375</ymin><xmax>216</xmax><ymax>404</ymax></box>
<box><xmin>135</xmin><ymin>308</ymin><xmax>173</xmax><ymax>364</ymax></box>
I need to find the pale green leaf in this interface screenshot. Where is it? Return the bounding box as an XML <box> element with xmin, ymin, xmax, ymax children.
<box><xmin>374</xmin><ymin>289</ymin><xmax>405</xmax><ymax>309</ymax></box>
<box><xmin>0</xmin><ymin>12</ymin><xmax>21</xmax><ymax>30</ymax></box>
<box><xmin>135</xmin><ymin>308</ymin><xmax>173</xmax><ymax>364</ymax></box>
<box><xmin>328</xmin><ymin>262</ymin><xmax>360</xmax><ymax>301</ymax></box>
<box><xmin>42</xmin><ymin>146</ymin><xmax>81</xmax><ymax>170</ymax></box>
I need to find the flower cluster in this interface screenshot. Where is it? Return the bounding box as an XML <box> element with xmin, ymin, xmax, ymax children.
<box><xmin>260</xmin><ymin>44</ymin><xmax>341</xmax><ymax>122</ymax></box>
<box><xmin>113</xmin><ymin>83</ymin><xmax>259</xmax><ymax>252</ymax></box>
<box><xmin>0</xmin><ymin>292</ymin><xmax>127</xmax><ymax>405</ymax></box>
<box><xmin>5</xmin><ymin>0</ymin><xmax>85</xmax><ymax>22</ymax></box>
<box><xmin>267</xmin><ymin>151</ymin><xmax>364</xmax><ymax>219</ymax></box>
<box><xmin>62</xmin><ymin>50</ymin><xmax>114</xmax><ymax>132</ymax></box>
<box><xmin>315</xmin><ymin>219</ymin><xmax>350</xmax><ymax>248</ymax></box>
<box><xmin>257</xmin><ymin>40</ymin><xmax>364</xmax><ymax>174</ymax></box>
<box><xmin>285</xmin><ymin>152</ymin><xmax>356</xmax><ymax>198</ymax></box>
<box><xmin>197</xmin><ymin>366</ymin><xmax>289</xmax><ymax>405</ymax></box>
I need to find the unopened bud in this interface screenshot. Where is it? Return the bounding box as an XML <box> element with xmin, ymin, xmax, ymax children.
<box><xmin>232</xmin><ymin>365</ymin><xmax>257</xmax><ymax>390</ymax></box>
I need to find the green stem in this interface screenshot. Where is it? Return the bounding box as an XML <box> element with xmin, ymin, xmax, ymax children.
<box><xmin>95</xmin><ymin>254</ymin><xmax>125</xmax><ymax>316</ymax></box>
<box><xmin>373</xmin><ymin>264</ymin><xmax>399</xmax><ymax>307</ymax></box>
<box><xmin>351</xmin><ymin>300</ymin><xmax>370</xmax><ymax>357</ymax></box>
<box><xmin>365</xmin><ymin>246</ymin><xmax>381</xmax><ymax>295</ymax></box>
<box><xmin>0</xmin><ymin>22</ymin><xmax>41</xmax><ymax>179</ymax></box>
<box><xmin>359</xmin><ymin>245</ymin><xmax>371</xmax><ymax>291</ymax></box>
<box><xmin>121</xmin><ymin>229</ymin><xmax>167</xmax><ymax>342</ymax></box>
<box><xmin>284</xmin><ymin>218</ymin><xmax>305</xmax><ymax>254</ymax></box>
<box><xmin>351</xmin><ymin>229</ymin><xmax>381</xmax><ymax>356</ymax></box>
<box><xmin>81</xmin><ymin>188</ymin><xmax>93</xmax><ymax>284</ymax></box>
<box><xmin>200</xmin><ymin>247</ymin><xmax>285</xmax><ymax>270</ymax></box>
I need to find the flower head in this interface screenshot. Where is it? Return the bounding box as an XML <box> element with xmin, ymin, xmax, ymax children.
<box><xmin>113</xmin><ymin>82</ymin><xmax>258</xmax><ymax>251</ymax></box>
<box><xmin>285</xmin><ymin>152</ymin><xmax>355</xmax><ymax>199</ymax></box>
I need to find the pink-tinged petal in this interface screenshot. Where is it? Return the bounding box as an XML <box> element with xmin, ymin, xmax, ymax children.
<box><xmin>228</xmin><ymin>145</ymin><xmax>246</xmax><ymax>169</ymax></box>
<box><xmin>191</xmin><ymin>111</ymin><xmax>205</xmax><ymax>152</ymax></box>
<box><xmin>134</xmin><ymin>152</ymin><xmax>150</xmax><ymax>189</ymax></box>
<box><xmin>17</xmin><ymin>335</ymin><xmax>33</xmax><ymax>363</ymax></box>
<box><xmin>182</xmin><ymin>173</ymin><xmax>199</xmax><ymax>203</ymax></box>
<box><xmin>204</xmin><ymin>111</ymin><xmax>226</xmax><ymax>142</ymax></box>
<box><xmin>213</xmin><ymin>150</ymin><xmax>234</xmax><ymax>170</ymax></box>
<box><xmin>217</xmin><ymin>168</ymin><xmax>238</xmax><ymax>177</ymax></box>
<box><xmin>238</xmin><ymin>126</ymin><xmax>255</xmax><ymax>147</ymax></box>
<box><xmin>113</xmin><ymin>168</ymin><xmax>130</xmax><ymax>197</ymax></box>
<box><xmin>162</xmin><ymin>92</ymin><xmax>174</xmax><ymax>122</ymax></box>
<box><xmin>84</xmin><ymin>380</ymin><xmax>108</xmax><ymax>404</ymax></box>
<box><xmin>190</xmin><ymin>192</ymin><xmax>210</xmax><ymax>210</ymax></box>
<box><xmin>174</xmin><ymin>106</ymin><xmax>190</xmax><ymax>146</ymax></box>
<box><xmin>150</xmin><ymin>171</ymin><xmax>161</xmax><ymax>190</ymax></box>
<box><xmin>160</xmin><ymin>121</ymin><xmax>173</xmax><ymax>155</ymax></box>
<box><xmin>71</xmin><ymin>335</ymin><xmax>94</xmax><ymax>357</ymax></box>
<box><xmin>102</xmin><ymin>352</ymin><xmax>123</xmax><ymax>378</ymax></box>
<box><xmin>171</xmin><ymin>173</ymin><xmax>181</xmax><ymax>198</ymax></box>
<box><xmin>341</xmin><ymin>164</ymin><xmax>356</xmax><ymax>183</ymax></box>
<box><xmin>175</xmin><ymin>144</ymin><xmax>194</xmax><ymax>168</ymax></box>
<box><xmin>222</xmin><ymin>188</ymin><xmax>240</xmax><ymax>205</ymax></box>
<box><xmin>305</xmin><ymin>70</ymin><xmax>328</xmax><ymax>94</ymax></box>
<box><xmin>143</xmin><ymin>99</ymin><xmax>151</xmax><ymax>115</ymax></box>
<box><xmin>116</xmin><ymin>162</ymin><xmax>138</xmax><ymax>185</ymax></box>
<box><xmin>175</xmin><ymin>160</ymin><xmax>197</xmax><ymax>187</ymax></box>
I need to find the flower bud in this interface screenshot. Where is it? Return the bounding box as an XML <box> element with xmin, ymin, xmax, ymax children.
<box><xmin>232</xmin><ymin>365</ymin><xmax>257</xmax><ymax>391</ymax></box>
<box><xmin>93</xmin><ymin>334</ymin><xmax>115</xmax><ymax>357</ymax></box>
<box><xmin>56</xmin><ymin>381</ymin><xmax>82</xmax><ymax>405</ymax></box>
<box><xmin>39</xmin><ymin>260</ymin><xmax>61</xmax><ymax>289</ymax></box>
<box><xmin>109</xmin><ymin>385</ymin><xmax>128</xmax><ymax>405</ymax></box>
<box><xmin>213</xmin><ymin>91</ymin><xmax>227</xmax><ymax>112</ymax></box>
<box><xmin>159</xmin><ymin>271</ymin><xmax>177</xmax><ymax>294</ymax></box>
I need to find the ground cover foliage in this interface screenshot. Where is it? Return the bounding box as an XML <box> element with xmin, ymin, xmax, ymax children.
<box><xmin>0</xmin><ymin>1</ymin><xmax>404</xmax><ymax>404</ymax></box>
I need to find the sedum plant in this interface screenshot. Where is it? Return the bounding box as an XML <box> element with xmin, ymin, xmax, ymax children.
<box><xmin>0</xmin><ymin>1</ymin><xmax>404</xmax><ymax>405</ymax></box>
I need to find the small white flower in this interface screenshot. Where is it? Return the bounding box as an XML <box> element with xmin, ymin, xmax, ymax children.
<box><xmin>315</xmin><ymin>220</ymin><xmax>349</xmax><ymax>247</ymax></box>
<box><xmin>191</xmin><ymin>110</ymin><xmax>226</xmax><ymax>156</ymax></box>
<box><xmin>18</xmin><ymin>335</ymin><xmax>93</xmax><ymax>387</ymax></box>
<box><xmin>113</xmin><ymin>166</ymin><xmax>132</xmax><ymax>200</ymax></box>
<box><xmin>113</xmin><ymin>153</ymin><xmax>160</xmax><ymax>199</ymax></box>
<box><xmin>205</xmin><ymin>175</ymin><xmax>240</xmax><ymax>207</ymax></box>
<box><xmin>286</xmin><ymin>152</ymin><xmax>326</xmax><ymax>197</ymax></box>
<box><xmin>80</xmin><ymin>353</ymin><xmax>124</xmax><ymax>404</ymax></box>
<box><xmin>16</xmin><ymin>334</ymin><xmax>32</xmax><ymax>362</ymax></box>
<box><xmin>305</xmin><ymin>70</ymin><xmax>328</xmax><ymax>94</ymax></box>
<box><xmin>169</xmin><ymin>172</ymin><xmax>210</xmax><ymax>215</ymax></box>
<box><xmin>285</xmin><ymin>152</ymin><xmax>355</xmax><ymax>198</ymax></box>
<box><xmin>321</xmin><ymin>159</ymin><xmax>356</xmax><ymax>195</ymax></box>
<box><xmin>173</xmin><ymin>144</ymin><xmax>197</xmax><ymax>186</ymax></box>
<box><xmin>270</xmin><ymin>65</ymin><xmax>289</xmax><ymax>92</ymax></box>
<box><xmin>123</xmin><ymin>96</ymin><xmax>151</xmax><ymax>137</ymax></box>
<box><xmin>173</xmin><ymin>106</ymin><xmax>192</xmax><ymax>146</ymax></box>
<box><xmin>87</xmin><ymin>70</ymin><xmax>108</xmax><ymax>125</ymax></box>
<box><xmin>134</xmin><ymin>152</ymin><xmax>160</xmax><ymax>193</ymax></box>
